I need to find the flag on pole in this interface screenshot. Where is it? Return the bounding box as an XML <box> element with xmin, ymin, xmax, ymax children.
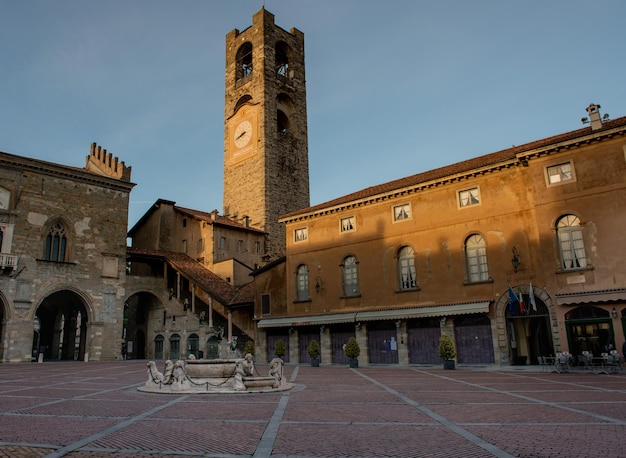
<box><xmin>517</xmin><ymin>286</ymin><xmax>526</xmax><ymax>314</ymax></box>
<box><xmin>529</xmin><ymin>282</ymin><xmax>537</xmax><ymax>312</ymax></box>
<box><xmin>508</xmin><ymin>286</ymin><xmax>518</xmax><ymax>314</ymax></box>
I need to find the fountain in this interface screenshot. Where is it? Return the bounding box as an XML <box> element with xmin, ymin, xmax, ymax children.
<box><xmin>138</xmin><ymin>353</ymin><xmax>292</xmax><ymax>394</ymax></box>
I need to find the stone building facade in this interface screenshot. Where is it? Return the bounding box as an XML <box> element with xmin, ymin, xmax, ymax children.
<box><xmin>223</xmin><ymin>8</ymin><xmax>310</xmax><ymax>260</ymax></box>
<box><xmin>253</xmin><ymin>104</ymin><xmax>626</xmax><ymax>367</ymax></box>
<box><xmin>0</xmin><ymin>144</ymin><xmax>134</xmax><ymax>362</ymax></box>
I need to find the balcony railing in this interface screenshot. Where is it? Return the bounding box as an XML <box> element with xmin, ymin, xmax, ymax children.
<box><xmin>0</xmin><ymin>253</ymin><xmax>18</xmax><ymax>269</ymax></box>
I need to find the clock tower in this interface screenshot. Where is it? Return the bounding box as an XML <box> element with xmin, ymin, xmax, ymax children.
<box><xmin>223</xmin><ymin>8</ymin><xmax>310</xmax><ymax>259</ymax></box>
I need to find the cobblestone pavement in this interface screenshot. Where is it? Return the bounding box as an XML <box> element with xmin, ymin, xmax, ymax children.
<box><xmin>0</xmin><ymin>361</ymin><xmax>625</xmax><ymax>457</ymax></box>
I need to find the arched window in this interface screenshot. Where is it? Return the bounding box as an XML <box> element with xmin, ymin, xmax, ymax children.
<box><xmin>44</xmin><ymin>221</ymin><xmax>68</xmax><ymax>262</ymax></box>
<box><xmin>275</xmin><ymin>41</ymin><xmax>289</xmax><ymax>77</ymax></box>
<box><xmin>236</xmin><ymin>42</ymin><xmax>253</xmax><ymax>80</ymax></box>
<box><xmin>557</xmin><ymin>215</ymin><xmax>587</xmax><ymax>270</ymax></box>
<box><xmin>234</xmin><ymin>95</ymin><xmax>252</xmax><ymax>114</ymax></box>
<box><xmin>276</xmin><ymin>93</ymin><xmax>294</xmax><ymax>134</ymax></box>
<box><xmin>277</xmin><ymin>109</ymin><xmax>289</xmax><ymax>133</ymax></box>
<box><xmin>465</xmin><ymin>234</ymin><xmax>488</xmax><ymax>282</ymax></box>
<box><xmin>397</xmin><ymin>246</ymin><xmax>417</xmax><ymax>290</ymax></box>
<box><xmin>342</xmin><ymin>255</ymin><xmax>359</xmax><ymax>297</ymax></box>
<box><xmin>296</xmin><ymin>264</ymin><xmax>309</xmax><ymax>301</ymax></box>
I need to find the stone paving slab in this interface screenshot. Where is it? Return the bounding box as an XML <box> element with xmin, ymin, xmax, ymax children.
<box><xmin>0</xmin><ymin>361</ymin><xmax>625</xmax><ymax>457</ymax></box>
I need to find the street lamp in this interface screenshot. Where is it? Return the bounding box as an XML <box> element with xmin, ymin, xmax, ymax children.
<box><xmin>511</xmin><ymin>247</ymin><xmax>521</xmax><ymax>273</ymax></box>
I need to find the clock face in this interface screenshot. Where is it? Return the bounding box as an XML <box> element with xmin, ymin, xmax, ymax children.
<box><xmin>234</xmin><ymin>120</ymin><xmax>253</xmax><ymax>149</ymax></box>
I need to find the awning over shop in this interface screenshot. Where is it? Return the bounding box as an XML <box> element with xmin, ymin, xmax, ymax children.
<box><xmin>255</xmin><ymin>301</ymin><xmax>491</xmax><ymax>329</ymax></box>
<box><xmin>256</xmin><ymin>312</ymin><xmax>358</xmax><ymax>328</ymax></box>
<box><xmin>556</xmin><ymin>288</ymin><xmax>626</xmax><ymax>306</ymax></box>
<box><xmin>355</xmin><ymin>301</ymin><xmax>491</xmax><ymax>322</ymax></box>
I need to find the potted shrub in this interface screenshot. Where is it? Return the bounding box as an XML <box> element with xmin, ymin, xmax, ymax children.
<box><xmin>273</xmin><ymin>339</ymin><xmax>286</xmax><ymax>359</ymax></box>
<box><xmin>343</xmin><ymin>336</ymin><xmax>360</xmax><ymax>368</ymax></box>
<box><xmin>243</xmin><ymin>340</ymin><xmax>255</xmax><ymax>358</ymax></box>
<box><xmin>438</xmin><ymin>333</ymin><xmax>457</xmax><ymax>370</ymax></box>
<box><xmin>307</xmin><ymin>339</ymin><xmax>321</xmax><ymax>367</ymax></box>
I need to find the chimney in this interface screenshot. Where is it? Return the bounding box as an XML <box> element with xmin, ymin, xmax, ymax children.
<box><xmin>242</xmin><ymin>215</ymin><xmax>250</xmax><ymax>228</ymax></box>
<box><xmin>585</xmin><ymin>103</ymin><xmax>604</xmax><ymax>131</ymax></box>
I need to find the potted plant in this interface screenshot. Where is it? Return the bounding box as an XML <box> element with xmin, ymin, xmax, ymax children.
<box><xmin>343</xmin><ymin>336</ymin><xmax>360</xmax><ymax>368</ymax></box>
<box><xmin>438</xmin><ymin>333</ymin><xmax>457</xmax><ymax>370</ymax></box>
<box><xmin>243</xmin><ymin>340</ymin><xmax>255</xmax><ymax>358</ymax></box>
<box><xmin>307</xmin><ymin>339</ymin><xmax>321</xmax><ymax>367</ymax></box>
<box><xmin>273</xmin><ymin>339</ymin><xmax>286</xmax><ymax>359</ymax></box>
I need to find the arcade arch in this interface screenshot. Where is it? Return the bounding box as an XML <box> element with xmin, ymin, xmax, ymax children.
<box><xmin>35</xmin><ymin>289</ymin><xmax>90</xmax><ymax>361</ymax></box>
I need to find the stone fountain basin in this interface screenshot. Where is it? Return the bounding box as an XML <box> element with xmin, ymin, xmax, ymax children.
<box><xmin>185</xmin><ymin>359</ymin><xmax>238</xmax><ymax>378</ymax></box>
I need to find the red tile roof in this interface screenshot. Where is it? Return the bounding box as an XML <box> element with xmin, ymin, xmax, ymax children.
<box><xmin>281</xmin><ymin>116</ymin><xmax>626</xmax><ymax>220</ymax></box>
<box><xmin>127</xmin><ymin>247</ymin><xmax>254</xmax><ymax>307</ymax></box>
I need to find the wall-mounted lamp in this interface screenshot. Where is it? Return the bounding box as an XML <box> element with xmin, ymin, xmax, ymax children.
<box><xmin>169</xmin><ymin>288</ymin><xmax>174</xmax><ymax>300</ymax></box>
<box><xmin>183</xmin><ymin>298</ymin><xmax>189</xmax><ymax>311</ymax></box>
<box><xmin>612</xmin><ymin>307</ymin><xmax>618</xmax><ymax>318</ymax></box>
<box><xmin>355</xmin><ymin>322</ymin><xmax>361</xmax><ymax>331</ymax></box>
<box><xmin>315</xmin><ymin>278</ymin><xmax>321</xmax><ymax>293</ymax></box>
<box><xmin>395</xmin><ymin>320</ymin><xmax>402</xmax><ymax>329</ymax></box>
<box><xmin>288</xmin><ymin>327</ymin><xmax>294</xmax><ymax>335</ymax></box>
<box><xmin>511</xmin><ymin>247</ymin><xmax>521</xmax><ymax>273</ymax></box>
<box><xmin>440</xmin><ymin>317</ymin><xmax>447</xmax><ymax>327</ymax></box>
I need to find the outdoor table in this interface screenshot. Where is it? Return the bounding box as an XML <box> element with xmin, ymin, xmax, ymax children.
<box><xmin>592</xmin><ymin>357</ymin><xmax>609</xmax><ymax>374</ymax></box>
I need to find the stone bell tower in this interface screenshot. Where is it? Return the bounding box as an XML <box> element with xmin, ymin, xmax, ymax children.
<box><xmin>223</xmin><ymin>8</ymin><xmax>310</xmax><ymax>260</ymax></box>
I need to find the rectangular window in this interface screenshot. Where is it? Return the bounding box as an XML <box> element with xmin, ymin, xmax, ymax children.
<box><xmin>340</xmin><ymin>216</ymin><xmax>356</xmax><ymax>233</ymax></box>
<box><xmin>220</xmin><ymin>236</ymin><xmax>227</xmax><ymax>250</ymax></box>
<box><xmin>255</xmin><ymin>241</ymin><xmax>261</xmax><ymax>254</ymax></box>
<box><xmin>197</xmin><ymin>238</ymin><xmax>203</xmax><ymax>252</ymax></box>
<box><xmin>261</xmin><ymin>294</ymin><xmax>270</xmax><ymax>314</ymax></box>
<box><xmin>393</xmin><ymin>204</ymin><xmax>411</xmax><ymax>221</ymax></box>
<box><xmin>458</xmin><ymin>187</ymin><xmax>480</xmax><ymax>208</ymax></box>
<box><xmin>546</xmin><ymin>162</ymin><xmax>575</xmax><ymax>185</ymax></box>
<box><xmin>294</xmin><ymin>227</ymin><xmax>308</xmax><ymax>242</ymax></box>
<box><xmin>237</xmin><ymin>240</ymin><xmax>244</xmax><ymax>252</ymax></box>
<box><xmin>182</xmin><ymin>240</ymin><xmax>187</xmax><ymax>253</ymax></box>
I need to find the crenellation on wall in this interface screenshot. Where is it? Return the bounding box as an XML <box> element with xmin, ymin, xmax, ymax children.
<box><xmin>85</xmin><ymin>142</ymin><xmax>132</xmax><ymax>182</ymax></box>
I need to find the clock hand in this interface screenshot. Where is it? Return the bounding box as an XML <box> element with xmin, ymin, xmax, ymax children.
<box><xmin>236</xmin><ymin>131</ymin><xmax>247</xmax><ymax>140</ymax></box>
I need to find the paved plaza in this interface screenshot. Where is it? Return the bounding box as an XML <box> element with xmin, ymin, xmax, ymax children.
<box><xmin>0</xmin><ymin>361</ymin><xmax>625</xmax><ymax>457</ymax></box>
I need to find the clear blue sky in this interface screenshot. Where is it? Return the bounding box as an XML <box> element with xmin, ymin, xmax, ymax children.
<box><xmin>2</xmin><ymin>0</ymin><xmax>625</xmax><ymax>229</ymax></box>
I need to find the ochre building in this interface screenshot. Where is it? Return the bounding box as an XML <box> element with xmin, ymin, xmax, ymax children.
<box><xmin>254</xmin><ymin>104</ymin><xmax>626</xmax><ymax>367</ymax></box>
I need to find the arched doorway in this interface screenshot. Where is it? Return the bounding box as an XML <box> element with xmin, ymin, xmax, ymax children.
<box><xmin>169</xmin><ymin>334</ymin><xmax>181</xmax><ymax>360</ymax></box>
<box><xmin>565</xmin><ymin>306</ymin><xmax>614</xmax><ymax>357</ymax></box>
<box><xmin>35</xmin><ymin>290</ymin><xmax>89</xmax><ymax>361</ymax></box>
<box><xmin>454</xmin><ymin>314</ymin><xmax>495</xmax><ymax>364</ymax></box>
<box><xmin>154</xmin><ymin>334</ymin><xmax>164</xmax><ymax>360</ymax></box>
<box><xmin>125</xmin><ymin>292</ymin><xmax>161</xmax><ymax>361</ymax></box>
<box><xmin>206</xmin><ymin>335</ymin><xmax>220</xmax><ymax>359</ymax></box>
<box><xmin>506</xmin><ymin>293</ymin><xmax>554</xmax><ymax>364</ymax></box>
<box><xmin>188</xmin><ymin>333</ymin><xmax>200</xmax><ymax>359</ymax></box>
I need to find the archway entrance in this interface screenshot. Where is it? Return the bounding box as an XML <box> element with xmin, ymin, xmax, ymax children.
<box><xmin>125</xmin><ymin>292</ymin><xmax>161</xmax><ymax>360</ymax></box>
<box><xmin>506</xmin><ymin>294</ymin><xmax>554</xmax><ymax>365</ymax></box>
<box><xmin>35</xmin><ymin>290</ymin><xmax>88</xmax><ymax>361</ymax></box>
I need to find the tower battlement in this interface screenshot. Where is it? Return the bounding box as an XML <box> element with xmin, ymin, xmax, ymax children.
<box><xmin>85</xmin><ymin>142</ymin><xmax>132</xmax><ymax>182</ymax></box>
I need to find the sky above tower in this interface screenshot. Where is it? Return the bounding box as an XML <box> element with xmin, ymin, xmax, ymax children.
<box><xmin>1</xmin><ymin>0</ymin><xmax>625</xmax><ymax>229</ymax></box>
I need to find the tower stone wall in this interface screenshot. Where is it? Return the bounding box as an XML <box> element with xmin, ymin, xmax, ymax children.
<box><xmin>223</xmin><ymin>8</ymin><xmax>310</xmax><ymax>259</ymax></box>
